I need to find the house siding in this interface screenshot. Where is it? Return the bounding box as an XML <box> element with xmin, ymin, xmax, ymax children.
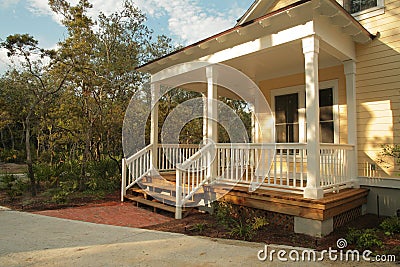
<box><xmin>355</xmin><ymin>0</ymin><xmax>400</xmax><ymax>178</ymax></box>
<box><xmin>269</xmin><ymin>0</ymin><xmax>300</xmax><ymax>13</ymax></box>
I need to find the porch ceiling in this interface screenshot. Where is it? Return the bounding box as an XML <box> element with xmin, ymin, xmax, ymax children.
<box><xmin>223</xmin><ymin>39</ymin><xmax>342</xmax><ymax>82</ymax></box>
<box><xmin>157</xmin><ymin>39</ymin><xmax>343</xmax><ymax>100</ymax></box>
<box><xmin>138</xmin><ymin>0</ymin><xmax>374</xmax><ymax>77</ymax></box>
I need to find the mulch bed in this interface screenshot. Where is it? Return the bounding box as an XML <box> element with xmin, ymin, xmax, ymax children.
<box><xmin>1</xmin><ymin>190</ymin><xmax>399</xmax><ymax>257</ymax></box>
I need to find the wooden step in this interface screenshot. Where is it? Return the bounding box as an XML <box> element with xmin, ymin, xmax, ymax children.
<box><xmin>125</xmin><ymin>195</ymin><xmax>176</xmax><ymax>213</ymax></box>
<box><xmin>158</xmin><ymin>171</ymin><xmax>176</xmax><ymax>182</ymax></box>
<box><xmin>128</xmin><ymin>187</ymin><xmax>197</xmax><ymax>206</ymax></box>
<box><xmin>139</xmin><ymin>181</ymin><xmax>176</xmax><ymax>193</ymax></box>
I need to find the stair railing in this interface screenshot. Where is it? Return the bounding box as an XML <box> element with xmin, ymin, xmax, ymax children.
<box><xmin>121</xmin><ymin>144</ymin><xmax>153</xmax><ymax>201</ymax></box>
<box><xmin>175</xmin><ymin>142</ymin><xmax>214</xmax><ymax>219</ymax></box>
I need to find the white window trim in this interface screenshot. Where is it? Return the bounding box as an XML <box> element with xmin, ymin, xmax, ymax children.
<box><xmin>271</xmin><ymin>80</ymin><xmax>340</xmax><ymax>144</ymax></box>
<box><xmin>351</xmin><ymin>0</ymin><xmax>385</xmax><ymax>21</ymax></box>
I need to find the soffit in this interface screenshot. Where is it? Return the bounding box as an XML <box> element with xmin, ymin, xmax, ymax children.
<box><xmin>137</xmin><ymin>0</ymin><xmax>374</xmax><ymax>75</ymax></box>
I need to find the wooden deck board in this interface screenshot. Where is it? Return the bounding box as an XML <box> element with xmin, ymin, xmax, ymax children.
<box><xmin>127</xmin><ymin>171</ymin><xmax>369</xmax><ymax>222</ymax></box>
<box><xmin>207</xmin><ymin>184</ymin><xmax>369</xmax><ymax>221</ymax></box>
<box><xmin>124</xmin><ymin>195</ymin><xmax>176</xmax><ymax>213</ymax></box>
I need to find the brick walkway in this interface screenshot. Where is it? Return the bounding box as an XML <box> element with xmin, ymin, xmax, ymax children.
<box><xmin>33</xmin><ymin>202</ymin><xmax>173</xmax><ymax>228</ymax></box>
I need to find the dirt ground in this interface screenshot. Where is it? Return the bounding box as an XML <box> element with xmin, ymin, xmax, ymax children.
<box><xmin>1</xmin><ymin>189</ymin><xmax>398</xmax><ymax>258</ymax></box>
<box><xmin>0</xmin><ymin>161</ymin><xmax>398</xmax><ymax>258</ymax></box>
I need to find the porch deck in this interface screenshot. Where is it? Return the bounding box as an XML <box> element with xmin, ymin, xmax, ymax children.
<box><xmin>124</xmin><ymin>170</ymin><xmax>368</xmax><ymax>234</ymax></box>
<box><xmin>121</xmin><ymin>143</ymin><xmax>364</xmax><ymax>236</ymax></box>
<box><xmin>209</xmin><ymin>183</ymin><xmax>368</xmax><ymax>222</ymax></box>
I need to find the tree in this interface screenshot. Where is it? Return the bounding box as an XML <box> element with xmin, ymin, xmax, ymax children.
<box><xmin>1</xmin><ymin>0</ymin><xmax>181</xmax><ymax>196</ymax></box>
<box><xmin>1</xmin><ymin>34</ymin><xmax>70</xmax><ymax>196</ymax></box>
<box><xmin>48</xmin><ymin>0</ymin><xmax>178</xmax><ymax>188</ymax></box>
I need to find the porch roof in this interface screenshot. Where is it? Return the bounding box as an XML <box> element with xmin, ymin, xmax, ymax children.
<box><xmin>136</xmin><ymin>0</ymin><xmax>375</xmax><ymax>75</ymax></box>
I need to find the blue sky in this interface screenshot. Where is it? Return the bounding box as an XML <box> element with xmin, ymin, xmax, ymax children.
<box><xmin>0</xmin><ymin>0</ymin><xmax>254</xmax><ymax>73</ymax></box>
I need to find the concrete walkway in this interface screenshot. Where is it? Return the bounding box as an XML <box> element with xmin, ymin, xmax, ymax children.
<box><xmin>0</xmin><ymin>208</ymin><xmax>396</xmax><ymax>266</ymax></box>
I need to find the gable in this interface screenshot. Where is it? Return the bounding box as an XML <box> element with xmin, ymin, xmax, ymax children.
<box><xmin>237</xmin><ymin>0</ymin><xmax>302</xmax><ymax>26</ymax></box>
<box><xmin>268</xmin><ymin>0</ymin><xmax>301</xmax><ymax>13</ymax></box>
<box><xmin>236</xmin><ymin>0</ymin><xmax>277</xmax><ymax>26</ymax></box>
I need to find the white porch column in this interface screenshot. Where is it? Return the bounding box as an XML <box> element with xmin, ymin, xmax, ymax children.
<box><xmin>252</xmin><ymin>98</ymin><xmax>260</xmax><ymax>143</ymax></box>
<box><xmin>302</xmin><ymin>36</ymin><xmax>323</xmax><ymax>199</ymax></box>
<box><xmin>150</xmin><ymin>81</ymin><xmax>160</xmax><ymax>172</ymax></box>
<box><xmin>206</xmin><ymin>66</ymin><xmax>218</xmax><ymax>180</ymax></box>
<box><xmin>202</xmin><ymin>93</ymin><xmax>207</xmax><ymax>142</ymax></box>
<box><xmin>344</xmin><ymin>60</ymin><xmax>359</xmax><ymax>188</ymax></box>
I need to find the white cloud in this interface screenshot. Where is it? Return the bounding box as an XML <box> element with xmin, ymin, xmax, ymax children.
<box><xmin>0</xmin><ymin>49</ymin><xmax>12</xmax><ymax>74</ymax></box>
<box><xmin>0</xmin><ymin>0</ymin><xmax>20</xmax><ymax>8</ymax></box>
<box><xmin>26</xmin><ymin>0</ymin><xmax>124</xmax><ymax>24</ymax></box>
<box><xmin>134</xmin><ymin>0</ymin><xmax>243</xmax><ymax>44</ymax></box>
<box><xmin>25</xmin><ymin>0</ymin><xmax>246</xmax><ymax>46</ymax></box>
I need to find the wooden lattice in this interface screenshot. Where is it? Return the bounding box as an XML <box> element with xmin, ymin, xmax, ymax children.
<box><xmin>333</xmin><ymin>206</ymin><xmax>362</xmax><ymax>229</ymax></box>
<box><xmin>264</xmin><ymin>211</ymin><xmax>294</xmax><ymax>231</ymax></box>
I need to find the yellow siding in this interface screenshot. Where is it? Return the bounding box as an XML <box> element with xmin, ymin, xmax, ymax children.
<box><xmin>268</xmin><ymin>0</ymin><xmax>299</xmax><ymax>13</ymax></box>
<box><xmin>356</xmin><ymin>0</ymin><xmax>400</xmax><ymax>178</ymax></box>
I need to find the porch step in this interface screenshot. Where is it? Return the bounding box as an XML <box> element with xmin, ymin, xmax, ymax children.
<box><xmin>139</xmin><ymin>181</ymin><xmax>176</xmax><ymax>193</ymax></box>
<box><xmin>125</xmin><ymin>195</ymin><xmax>176</xmax><ymax>213</ymax></box>
<box><xmin>133</xmin><ymin>188</ymin><xmax>196</xmax><ymax>206</ymax></box>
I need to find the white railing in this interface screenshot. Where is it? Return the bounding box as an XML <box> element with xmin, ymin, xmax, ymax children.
<box><xmin>121</xmin><ymin>142</ymin><xmax>355</xmax><ymax>215</ymax></box>
<box><xmin>320</xmin><ymin>144</ymin><xmax>354</xmax><ymax>193</ymax></box>
<box><xmin>157</xmin><ymin>144</ymin><xmax>200</xmax><ymax>171</ymax></box>
<box><xmin>121</xmin><ymin>144</ymin><xmax>152</xmax><ymax>201</ymax></box>
<box><xmin>215</xmin><ymin>143</ymin><xmax>354</xmax><ymax>194</ymax></box>
<box><xmin>175</xmin><ymin>143</ymin><xmax>214</xmax><ymax>219</ymax></box>
<box><xmin>216</xmin><ymin>143</ymin><xmax>307</xmax><ymax>194</ymax></box>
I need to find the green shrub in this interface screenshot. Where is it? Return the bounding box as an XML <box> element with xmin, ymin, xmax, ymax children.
<box><xmin>211</xmin><ymin>201</ymin><xmax>235</xmax><ymax>228</ymax></box>
<box><xmin>252</xmin><ymin>216</ymin><xmax>269</xmax><ymax>231</ymax></box>
<box><xmin>85</xmin><ymin>159</ymin><xmax>120</xmax><ymax>192</ymax></box>
<box><xmin>230</xmin><ymin>220</ymin><xmax>254</xmax><ymax>240</ymax></box>
<box><xmin>0</xmin><ymin>174</ymin><xmax>28</xmax><ymax>200</ymax></box>
<box><xmin>189</xmin><ymin>223</ymin><xmax>207</xmax><ymax>234</ymax></box>
<box><xmin>346</xmin><ymin>228</ymin><xmax>383</xmax><ymax>250</ymax></box>
<box><xmin>380</xmin><ymin>217</ymin><xmax>400</xmax><ymax>236</ymax></box>
<box><xmin>211</xmin><ymin>201</ymin><xmax>268</xmax><ymax>241</ymax></box>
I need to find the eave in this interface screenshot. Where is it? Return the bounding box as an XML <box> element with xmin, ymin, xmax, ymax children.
<box><xmin>136</xmin><ymin>0</ymin><xmax>375</xmax><ymax>75</ymax></box>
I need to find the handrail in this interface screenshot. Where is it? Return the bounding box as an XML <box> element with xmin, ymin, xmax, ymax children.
<box><xmin>320</xmin><ymin>143</ymin><xmax>354</xmax><ymax>150</ymax></box>
<box><xmin>126</xmin><ymin>144</ymin><xmax>153</xmax><ymax>163</ymax></box>
<box><xmin>121</xmin><ymin>144</ymin><xmax>153</xmax><ymax>201</ymax></box>
<box><xmin>175</xmin><ymin>142</ymin><xmax>214</xmax><ymax>219</ymax></box>
<box><xmin>177</xmin><ymin>143</ymin><xmax>213</xmax><ymax>170</ymax></box>
<box><xmin>157</xmin><ymin>144</ymin><xmax>200</xmax><ymax>149</ymax></box>
<box><xmin>215</xmin><ymin>143</ymin><xmax>307</xmax><ymax>149</ymax></box>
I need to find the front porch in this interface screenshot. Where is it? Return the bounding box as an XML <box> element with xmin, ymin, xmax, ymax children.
<box><xmin>121</xmin><ymin>143</ymin><xmax>367</xmax><ymax>237</ymax></box>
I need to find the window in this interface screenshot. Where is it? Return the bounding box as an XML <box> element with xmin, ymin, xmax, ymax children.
<box><xmin>319</xmin><ymin>88</ymin><xmax>334</xmax><ymax>143</ymax></box>
<box><xmin>342</xmin><ymin>0</ymin><xmax>385</xmax><ymax>20</ymax></box>
<box><xmin>345</xmin><ymin>0</ymin><xmax>377</xmax><ymax>13</ymax></box>
<box><xmin>275</xmin><ymin>93</ymin><xmax>299</xmax><ymax>143</ymax></box>
<box><xmin>271</xmin><ymin>80</ymin><xmax>339</xmax><ymax>144</ymax></box>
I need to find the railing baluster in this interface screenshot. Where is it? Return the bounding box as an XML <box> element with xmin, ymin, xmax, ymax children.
<box><xmin>274</xmin><ymin>148</ymin><xmax>277</xmax><ymax>185</ymax></box>
<box><xmin>279</xmin><ymin>149</ymin><xmax>283</xmax><ymax>185</ymax></box>
<box><xmin>293</xmin><ymin>149</ymin><xmax>297</xmax><ymax>187</ymax></box>
<box><xmin>252</xmin><ymin>148</ymin><xmax>254</xmax><ymax>183</ymax></box>
<box><xmin>267</xmin><ymin>149</ymin><xmax>271</xmax><ymax>184</ymax></box>
<box><xmin>300</xmin><ymin>148</ymin><xmax>304</xmax><ymax>188</ymax></box>
<box><xmin>286</xmin><ymin>149</ymin><xmax>290</xmax><ymax>186</ymax></box>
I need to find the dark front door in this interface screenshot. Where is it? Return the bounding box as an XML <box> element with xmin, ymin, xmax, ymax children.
<box><xmin>275</xmin><ymin>93</ymin><xmax>299</xmax><ymax>143</ymax></box>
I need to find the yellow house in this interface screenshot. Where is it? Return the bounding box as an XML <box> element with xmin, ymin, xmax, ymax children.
<box><xmin>122</xmin><ymin>0</ymin><xmax>400</xmax><ymax>237</ymax></box>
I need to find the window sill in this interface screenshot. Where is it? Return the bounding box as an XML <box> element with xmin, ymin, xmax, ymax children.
<box><xmin>352</xmin><ymin>6</ymin><xmax>385</xmax><ymax>21</ymax></box>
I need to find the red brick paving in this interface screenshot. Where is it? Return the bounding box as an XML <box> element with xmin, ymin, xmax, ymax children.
<box><xmin>33</xmin><ymin>202</ymin><xmax>173</xmax><ymax>228</ymax></box>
